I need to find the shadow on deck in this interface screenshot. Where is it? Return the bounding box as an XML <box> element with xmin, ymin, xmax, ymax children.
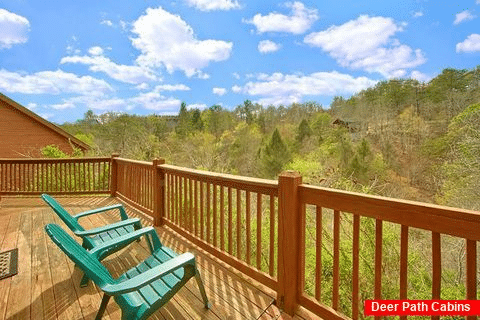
<box><xmin>0</xmin><ymin>196</ymin><xmax>309</xmax><ymax>320</ymax></box>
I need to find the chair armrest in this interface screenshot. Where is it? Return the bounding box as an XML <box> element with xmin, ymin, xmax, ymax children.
<box><xmin>101</xmin><ymin>252</ymin><xmax>195</xmax><ymax>295</ymax></box>
<box><xmin>89</xmin><ymin>226</ymin><xmax>161</xmax><ymax>258</ymax></box>
<box><xmin>73</xmin><ymin>204</ymin><xmax>129</xmax><ymax>220</ymax></box>
<box><xmin>74</xmin><ymin>218</ymin><xmax>141</xmax><ymax>237</ymax></box>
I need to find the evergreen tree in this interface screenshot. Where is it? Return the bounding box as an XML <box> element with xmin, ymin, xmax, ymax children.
<box><xmin>176</xmin><ymin>102</ymin><xmax>191</xmax><ymax>137</ymax></box>
<box><xmin>190</xmin><ymin>108</ymin><xmax>203</xmax><ymax>131</ymax></box>
<box><xmin>296</xmin><ymin>119</ymin><xmax>313</xmax><ymax>143</ymax></box>
<box><xmin>260</xmin><ymin>128</ymin><xmax>291</xmax><ymax>178</ymax></box>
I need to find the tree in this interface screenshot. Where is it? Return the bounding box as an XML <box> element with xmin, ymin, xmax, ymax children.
<box><xmin>260</xmin><ymin>128</ymin><xmax>291</xmax><ymax>178</ymax></box>
<box><xmin>190</xmin><ymin>108</ymin><xmax>203</xmax><ymax>131</ymax></box>
<box><xmin>436</xmin><ymin>103</ymin><xmax>480</xmax><ymax>210</ymax></box>
<box><xmin>176</xmin><ymin>102</ymin><xmax>191</xmax><ymax>137</ymax></box>
<box><xmin>296</xmin><ymin>119</ymin><xmax>313</xmax><ymax>143</ymax></box>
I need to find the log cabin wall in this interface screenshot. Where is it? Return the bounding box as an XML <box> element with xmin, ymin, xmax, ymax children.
<box><xmin>0</xmin><ymin>96</ymin><xmax>88</xmax><ymax>158</ymax></box>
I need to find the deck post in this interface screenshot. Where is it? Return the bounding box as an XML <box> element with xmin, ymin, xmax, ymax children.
<box><xmin>277</xmin><ymin>170</ymin><xmax>302</xmax><ymax>315</ymax></box>
<box><xmin>153</xmin><ymin>158</ymin><xmax>166</xmax><ymax>226</ymax></box>
<box><xmin>110</xmin><ymin>153</ymin><xmax>119</xmax><ymax>197</ymax></box>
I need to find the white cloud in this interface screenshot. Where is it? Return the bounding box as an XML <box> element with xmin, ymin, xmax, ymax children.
<box><xmin>213</xmin><ymin>87</ymin><xmax>227</xmax><ymax>95</ymax></box>
<box><xmin>454</xmin><ymin>10</ymin><xmax>476</xmax><ymax>25</ymax></box>
<box><xmin>238</xmin><ymin>71</ymin><xmax>377</xmax><ymax>106</ymax></box>
<box><xmin>131</xmin><ymin>7</ymin><xmax>233</xmax><ymax>77</ymax></box>
<box><xmin>0</xmin><ymin>9</ymin><xmax>30</xmax><ymax>49</ymax></box>
<box><xmin>50</xmin><ymin>102</ymin><xmax>76</xmax><ymax>110</ymax></box>
<box><xmin>57</xmin><ymin>91</ymin><xmax>181</xmax><ymax>112</ymax></box>
<box><xmin>101</xmin><ymin>19</ymin><xmax>113</xmax><ymax>27</ymax></box>
<box><xmin>456</xmin><ymin>34</ymin><xmax>480</xmax><ymax>52</ymax></box>
<box><xmin>60</xmin><ymin>53</ymin><xmax>157</xmax><ymax>84</ymax></box>
<box><xmin>188</xmin><ymin>103</ymin><xmax>208</xmax><ymax>110</ymax></box>
<box><xmin>185</xmin><ymin>0</ymin><xmax>241</xmax><ymax>11</ymax></box>
<box><xmin>88</xmin><ymin>46</ymin><xmax>104</xmax><ymax>56</ymax></box>
<box><xmin>410</xmin><ymin>70</ymin><xmax>432</xmax><ymax>82</ymax></box>
<box><xmin>0</xmin><ymin>69</ymin><xmax>112</xmax><ymax>95</ymax></box>
<box><xmin>232</xmin><ymin>85</ymin><xmax>242</xmax><ymax>93</ymax></box>
<box><xmin>232</xmin><ymin>72</ymin><xmax>240</xmax><ymax>79</ymax></box>
<box><xmin>62</xmin><ymin>95</ymin><xmax>127</xmax><ymax>111</ymax></box>
<box><xmin>136</xmin><ymin>83</ymin><xmax>149</xmax><ymax>90</ymax></box>
<box><xmin>26</xmin><ymin>102</ymin><xmax>37</xmax><ymax>110</ymax></box>
<box><xmin>155</xmin><ymin>84</ymin><xmax>191</xmax><ymax>91</ymax></box>
<box><xmin>39</xmin><ymin>113</ymin><xmax>53</xmax><ymax>120</ymax></box>
<box><xmin>245</xmin><ymin>2</ymin><xmax>318</xmax><ymax>34</ymax></box>
<box><xmin>129</xmin><ymin>91</ymin><xmax>181</xmax><ymax>111</ymax></box>
<box><xmin>413</xmin><ymin>11</ymin><xmax>424</xmax><ymax>18</ymax></box>
<box><xmin>258</xmin><ymin>40</ymin><xmax>281</xmax><ymax>54</ymax></box>
<box><xmin>304</xmin><ymin>15</ymin><xmax>426</xmax><ymax>78</ymax></box>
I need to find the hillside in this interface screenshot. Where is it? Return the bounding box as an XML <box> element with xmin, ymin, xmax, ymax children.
<box><xmin>60</xmin><ymin>66</ymin><xmax>480</xmax><ymax>211</ymax></box>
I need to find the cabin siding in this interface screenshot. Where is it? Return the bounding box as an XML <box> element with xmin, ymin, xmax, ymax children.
<box><xmin>0</xmin><ymin>99</ymin><xmax>78</xmax><ymax>158</ymax></box>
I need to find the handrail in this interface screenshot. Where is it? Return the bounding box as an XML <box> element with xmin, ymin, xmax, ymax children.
<box><xmin>0</xmin><ymin>157</ymin><xmax>111</xmax><ymax>195</ymax></box>
<box><xmin>2</xmin><ymin>156</ymin><xmax>479</xmax><ymax>320</ymax></box>
<box><xmin>160</xmin><ymin>164</ymin><xmax>278</xmax><ymax>196</ymax></box>
<box><xmin>299</xmin><ymin>184</ymin><xmax>480</xmax><ymax>240</ymax></box>
<box><xmin>0</xmin><ymin>156</ymin><xmax>110</xmax><ymax>163</ymax></box>
<box><xmin>113</xmin><ymin>157</ymin><xmax>152</xmax><ymax>167</ymax></box>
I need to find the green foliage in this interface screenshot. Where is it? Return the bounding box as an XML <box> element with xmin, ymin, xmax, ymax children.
<box><xmin>296</xmin><ymin>119</ymin><xmax>312</xmax><ymax>143</ymax></box>
<box><xmin>436</xmin><ymin>103</ymin><xmax>480</xmax><ymax>209</ymax></box>
<box><xmin>260</xmin><ymin>129</ymin><xmax>291</xmax><ymax>178</ymax></box>
<box><xmin>41</xmin><ymin>145</ymin><xmax>69</xmax><ymax>158</ymax></box>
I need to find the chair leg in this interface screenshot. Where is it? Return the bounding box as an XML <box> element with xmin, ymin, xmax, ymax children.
<box><xmin>146</xmin><ymin>234</ymin><xmax>154</xmax><ymax>254</ymax></box>
<box><xmin>80</xmin><ymin>273</ymin><xmax>90</xmax><ymax>287</ymax></box>
<box><xmin>195</xmin><ymin>271</ymin><xmax>211</xmax><ymax>309</ymax></box>
<box><xmin>95</xmin><ymin>294</ymin><xmax>111</xmax><ymax>320</ymax></box>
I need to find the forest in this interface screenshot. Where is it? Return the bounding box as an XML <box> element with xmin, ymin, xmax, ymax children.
<box><xmin>54</xmin><ymin>66</ymin><xmax>480</xmax><ymax>318</ymax></box>
<box><xmin>60</xmin><ymin>66</ymin><xmax>480</xmax><ymax>212</ymax></box>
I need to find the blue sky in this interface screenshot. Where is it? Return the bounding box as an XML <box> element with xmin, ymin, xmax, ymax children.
<box><xmin>1</xmin><ymin>0</ymin><xmax>479</xmax><ymax>124</ymax></box>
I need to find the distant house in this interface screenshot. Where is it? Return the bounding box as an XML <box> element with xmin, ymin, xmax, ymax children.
<box><xmin>0</xmin><ymin>93</ymin><xmax>89</xmax><ymax>158</ymax></box>
<box><xmin>332</xmin><ymin>118</ymin><xmax>360</xmax><ymax>132</ymax></box>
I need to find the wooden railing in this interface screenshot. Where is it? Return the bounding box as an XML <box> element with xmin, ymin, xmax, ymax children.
<box><xmin>1</xmin><ymin>156</ymin><xmax>479</xmax><ymax>319</ymax></box>
<box><xmin>113</xmin><ymin>158</ymin><xmax>156</xmax><ymax>218</ymax></box>
<box><xmin>159</xmin><ymin>164</ymin><xmax>279</xmax><ymax>291</ymax></box>
<box><xmin>0</xmin><ymin>157</ymin><xmax>111</xmax><ymax>195</ymax></box>
<box><xmin>295</xmin><ymin>182</ymin><xmax>480</xmax><ymax>320</ymax></box>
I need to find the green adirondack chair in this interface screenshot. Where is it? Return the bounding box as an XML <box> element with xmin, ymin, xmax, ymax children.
<box><xmin>41</xmin><ymin>193</ymin><xmax>151</xmax><ymax>286</ymax></box>
<box><xmin>45</xmin><ymin>223</ymin><xmax>210</xmax><ymax>320</ymax></box>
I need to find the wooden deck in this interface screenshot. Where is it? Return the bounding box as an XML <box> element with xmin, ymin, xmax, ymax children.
<box><xmin>0</xmin><ymin>196</ymin><xmax>311</xmax><ymax>320</ymax></box>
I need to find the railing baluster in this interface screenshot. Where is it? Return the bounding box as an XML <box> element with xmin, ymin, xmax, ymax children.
<box><xmin>220</xmin><ymin>185</ymin><xmax>225</xmax><ymax>251</ymax></box>
<box><xmin>432</xmin><ymin>232</ymin><xmax>441</xmax><ymax>303</ymax></box>
<box><xmin>400</xmin><ymin>225</ymin><xmax>409</xmax><ymax>320</ymax></box>
<box><xmin>176</xmin><ymin>174</ymin><xmax>180</xmax><ymax>226</ymax></box>
<box><xmin>246</xmin><ymin>190</ymin><xmax>251</xmax><ymax>265</ymax></box>
<box><xmin>466</xmin><ymin>239</ymin><xmax>477</xmax><ymax>320</ymax></box>
<box><xmin>228</xmin><ymin>187</ymin><xmax>233</xmax><ymax>255</ymax></box>
<box><xmin>332</xmin><ymin>210</ymin><xmax>340</xmax><ymax>311</ymax></box>
<box><xmin>269</xmin><ymin>194</ymin><xmax>275</xmax><ymax>277</ymax></box>
<box><xmin>200</xmin><ymin>180</ymin><xmax>204</xmax><ymax>240</ymax></box>
<box><xmin>189</xmin><ymin>178</ymin><xmax>193</xmax><ymax>232</ymax></box>
<box><xmin>352</xmin><ymin>213</ymin><xmax>360</xmax><ymax>320</ymax></box>
<box><xmin>236</xmin><ymin>189</ymin><xmax>241</xmax><ymax>259</ymax></box>
<box><xmin>206</xmin><ymin>182</ymin><xmax>211</xmax><ymax>243</ymax></box>
<box><xmin>256</xmin><ymin>193</ymin><xmax>262</xmax><ymax>270</ymax></box>
<box><xmin>374</xmin><ymin>219</ymin><xmax>383</xmax><ymax>320</ymax></box>
<box><xmin>315</xmin><ymin>206</ymin><xmax>322</xmax><ymax>301</ymax></box>
<box><xmin>194</xmin><ymin>179</ymin><xmax>198</xmax><ymax>236</ymax></box>
<box><xmin>213</xmin><ymin>184</ymin><xmax>217</xmax><ymax>246</ymax></box>
<box><xmin>183</xmin><ymin>175</ymin><xmax>188</xmax><ymax>230</ymax></box>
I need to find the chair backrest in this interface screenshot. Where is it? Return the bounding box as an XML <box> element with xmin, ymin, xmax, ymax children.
<box><xmin>41</xmin><ymin>194</ymin><xmax>85</xmax><ymax>232</ymax></box>
<box><xmin>45</xmin><ymin>223</ymin><xmax>114</xmax><ymax>287</ymax></box>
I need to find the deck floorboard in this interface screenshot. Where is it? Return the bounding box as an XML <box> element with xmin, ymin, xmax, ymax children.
<box><xmin>0</xmin><ymin>196</ymin><xmax>304</xmax><ymax>320</ymax></box>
